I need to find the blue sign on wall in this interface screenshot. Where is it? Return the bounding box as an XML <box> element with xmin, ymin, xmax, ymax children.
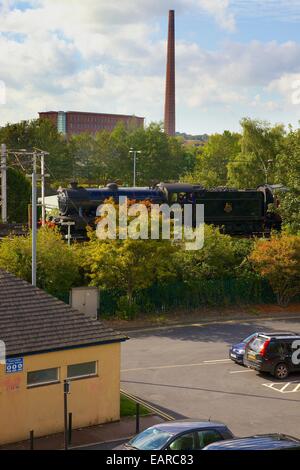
<box><xmin>6</xmin><ymin>358</ymin><xmax>24</xmax><ymax>374</ymax></box>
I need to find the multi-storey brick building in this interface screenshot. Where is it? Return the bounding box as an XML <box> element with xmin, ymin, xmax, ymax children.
<box><xmin>39</xmin><ymin>111</ymin><xmax>144</xmax><ymax>136</ymax></box>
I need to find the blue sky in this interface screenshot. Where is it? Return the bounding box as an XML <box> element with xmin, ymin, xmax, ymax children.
<box><xmin>1</xmin><ymin>0</ymin><xmax>300</xmax><ymax>134</ymax></box>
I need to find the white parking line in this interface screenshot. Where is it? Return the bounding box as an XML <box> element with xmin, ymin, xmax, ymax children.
<box><xmin>262</xmin><ymin>381</ymin><xmax>300</xmax><ymax>393</ymax></box>
<box><xmin>122</xmin><ymin>359</ymin><xmax>231</xmax><ymax>373</ymax></box>
<box><xmin>280</xmin><ymin>382</ymin><xmax>292</xmax><ymax>393</ymax></box>
<box><xmin>229</xmin><ymin>369</ymin><xmax>255</xmax><ymax>374</ymax></box>
<box><xmin>203</xmin><ymin>359</ymin><xmax>231</xmax><ymax>363</ymax></box>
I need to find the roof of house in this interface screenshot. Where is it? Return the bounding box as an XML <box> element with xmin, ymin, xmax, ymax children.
<box><xmin>0</xmin><ymin>270</ymin><xmax>127</xmax><ymax>357</ymax></box>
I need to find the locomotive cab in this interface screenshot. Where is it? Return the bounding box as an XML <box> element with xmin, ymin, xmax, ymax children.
<box><xmin>157</xmin><ymin>183</ymin><xmax>204</xmax><ymax>205</ymax></box>
<box><xmin>257</xmin><ymin>184</ymin><xmax>282</xmax><ymax>232</ymax></box>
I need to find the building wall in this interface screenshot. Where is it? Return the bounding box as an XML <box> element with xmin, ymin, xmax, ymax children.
<box><xmin>0</xmin><ymin>342</ymin><xmax>121</xmax><ymax>445</ymax></box>
<box><xmin>66</xmin><ymin>112</ymin><xmax>144</xmax><ymax>135</ymax></box>
<box><xmin>39</xmin><ymin>111</ymin><xmax>144</xmax><ymax>136</ymax></box>
<box><xmin>39</xmin><ymin>111</ymin><xmax>58</xmax><ymax>127</ymax></box>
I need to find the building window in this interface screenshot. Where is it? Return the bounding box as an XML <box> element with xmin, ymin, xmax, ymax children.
<box><xmin>57</xmin><ymin>111</ymin><xmax>66</xmax><ymax>135</ymax></box>
<box><xmin>67</xmin><ymin>361</ymin><xmax>97</xmax><ymax>380</ymax></box>
<box><xmin>27</xmin><ymin>367</ymin><xmax>59</xmax><ymax>387</ymax></box>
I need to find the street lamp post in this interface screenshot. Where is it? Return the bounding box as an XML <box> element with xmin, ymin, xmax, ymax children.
<box><xmin>3</xmin><ymin>148</ymin><xmax>49</xmax><ymax>286</ymax></box>
<box><xmin>1</xmin><ymin>144</ymin><xmax>7</xmax><ymax>223</ymax></box>
<box><xmin>129</xmin><ymin>148</ymin><xmax>141</xmax><ymax>187</ymax></box>
<box><xmin>31</xmin><ymin>149</ymin><xmax>49</xmax><ymax>284</ymax></box>
<box><xmin>41</xmin><ymin>152</ymin><xmax>46</xmax><ymax>225</ymax></box>
<box><xmin>33</xmin><ymin>148</ymin><xmax>50</xmax><ymax>226</ymax></box>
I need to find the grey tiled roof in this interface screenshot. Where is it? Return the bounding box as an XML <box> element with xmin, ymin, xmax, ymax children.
<box><xmin>0</xmin><ymin>270</ymin><xmax>127</xmax><ymax>357</ymax></box>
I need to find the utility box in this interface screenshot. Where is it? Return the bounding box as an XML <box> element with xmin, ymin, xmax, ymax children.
<box><xmin>70</xmin><ymin>287</ymin><xmax>99</xmax><ymax>320</ymax></box>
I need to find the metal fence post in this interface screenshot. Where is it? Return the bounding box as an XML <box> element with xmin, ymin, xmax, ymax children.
<box><xmin>68</xmin><ymin>412</ymin><xmax>72</xmax><ymax>446</ymax></box>
<box><xmin>30</xmin><ymin>430</ymin><xmax>34</xmax><ymax>450</ymax></box>
<box><xmin>136</xmin><ymin>403</ymin><xmax>140</xmax><ymax>434</ymax></box>
<box><xmin>64</xmin><ymin>380</ymin><xmax>70</xmax><ymax>450</ymax></box>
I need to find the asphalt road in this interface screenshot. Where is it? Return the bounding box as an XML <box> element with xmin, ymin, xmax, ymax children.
<box><xmin>121</xmin><ymin>316</ymin><xmax>300</xmax><ymax>438</ymax></box>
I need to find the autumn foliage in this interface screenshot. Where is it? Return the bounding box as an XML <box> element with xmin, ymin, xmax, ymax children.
<box><xmin>250</xmin><ymin>234</ymin><xmax>300</xmax><ymax>306</ymax></box>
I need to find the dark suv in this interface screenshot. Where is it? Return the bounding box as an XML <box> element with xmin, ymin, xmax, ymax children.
<box><xmin>244</xmin><ymin>333</ymin><xmax>300</xmax><ymax>379</ymax></box>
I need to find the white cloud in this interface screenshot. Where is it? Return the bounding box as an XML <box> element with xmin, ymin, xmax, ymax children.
<box><xmin>268</xmin><ymin>73</ymin><xmax>300</xmax><ymax>105</ymax></box>
<box><xmin>0</xmin><ymin>0</ymin><xmax>236</xmax><ymax>35</ymax></box>
<box><xmin>196</xmin><ymin>0</ymin><xmax>236</xmax><ymax>32</ymax></box>
<box><xmin>1</xmin><ymin>0</ymin><xmax>300</xmax><ymax>132</ymax></box>
<box><xmin>176</xmin><ymin>38</ymin><xmax>300</xmax><ymax>94</ymax></box>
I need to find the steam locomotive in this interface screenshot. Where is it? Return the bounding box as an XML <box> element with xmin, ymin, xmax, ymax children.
<box><xmin>53</xmin><ymin>181</ymin><xmax>282</xmax><ymax>240</ymax></box>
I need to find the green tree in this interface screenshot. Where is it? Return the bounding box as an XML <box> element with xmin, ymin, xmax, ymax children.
<box><xmin>32</xmin><ymin>119</ymin><xmax>72</xmax><ymax>185</ymax></box>
<box><xmin>81</xmin><ymin>238</ymin><xmax>177</xmax><ymax>309</ymax></box>
<box><xmin>107</xmin><ymin>124</ymin><xmax>133</xmax><ymax>184</ymax></box>
<box><xmin>275</xmin><ymin>126</ymin><xmax>300</xmax><ymax>232</ymax></box>
<box><xmin>0</xmin><ymin>227</ymin><xmax>81</xmax><ymax>298</ymax></box>
<box><xmin>0</xmin><ymin>119</ymin><xmax>194</xmax><ymax>189</ymax></box>
<box><xmin>175</xmin><ymin>225</ymin><xmax>250</xmax><ymax>281</ymax></box>
<box><xmin>7</xmin><ymin>168</ymin><xmax>31</xmax><ymax>223</ymax></box>
<box><xmin>227</xmin><ymin>118</ymin><xmax>285</xmax><ymax>188</ymax></box>
<box><xmin>183</xmin><ymin>131</ymin><xmax>240</xmax><ymax>187</ymax></box>
<box><xmin>93</xmin><ymin>129</ymin><xmax>118</xmax><ymax>183</ymax></box>
<box><xmin>68</xmin><ymin>132</ymin><xmax>97</xmax><ymax>184</ymax></box>
<box><xmin>126</xmin><ymin>122</ymin><xmax>194</xmax><ymax>185</ymax></box>
<box><xmin>0</xmin><ymin>119</ymin><xmax>71</xmax><ymax>186</ymax></box>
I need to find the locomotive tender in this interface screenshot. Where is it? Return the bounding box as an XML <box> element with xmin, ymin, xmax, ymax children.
<box><xmin>54</xmin><ymin>181</ymin><xmax>281</xmax><ymax>240</ymax></box>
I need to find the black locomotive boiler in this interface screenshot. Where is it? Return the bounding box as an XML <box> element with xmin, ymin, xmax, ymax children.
<box><xmin>54</xmin><ymin>182</ymin><xmax>281</xmax><ymax>240</ymax></box>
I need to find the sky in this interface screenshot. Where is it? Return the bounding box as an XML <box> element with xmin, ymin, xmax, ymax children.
<box><xmin>1</xmin><ymin>0</ymin><xmax>300</xmax><ymax>134</ymax></box>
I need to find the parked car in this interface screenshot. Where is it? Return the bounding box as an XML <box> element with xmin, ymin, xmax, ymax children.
<box><xmin>230</xmin><ymin>332</ymin><xmax>297</xmax><ymax>365</ymax></box>
<box><xmin>229</xmin><ymin>332</ymin><xmax>261</xmax><ymax>364</ymax></box>
<box><xmin>115</xmin><ymin>420</ymin><xmax>234</xmax><ymax>450</ymax></box>
<box><xmin>203</xmin><ymin>434</ymin><xmax>300</xmax><ymax>450</ymax></box>
<box><xmin>244</xmin><ymin>333</ymin><xmax>300</xmax><ymax>379</ymax></box>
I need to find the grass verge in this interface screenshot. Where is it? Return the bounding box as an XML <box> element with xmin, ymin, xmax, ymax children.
<box><xmin>120</xmin><ymin>395</ymin><xmax>151</xmax><ymax>417</ymax></box>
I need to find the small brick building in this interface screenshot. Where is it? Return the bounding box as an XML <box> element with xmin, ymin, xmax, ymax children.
<box><xmin>0</xmin><ymin>270</ymin><xmax>127</xmax><ymax>445</ymax></box>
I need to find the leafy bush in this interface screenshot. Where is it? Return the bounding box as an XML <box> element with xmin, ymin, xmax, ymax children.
<box><xmin>175</xmin><ymin>225</ymin><xmax>251</xmax><ymax>281</ymax></box>
<box><xmin>116</xmin><ymin>296</ymin><xmax>138</xmax><ymax>320</ymax></box>
<box><xmin>250</xmin><ymin>234</ymin><xmax>300</xmax><ymax>306</ymax></box>
<box><xmin>0</xmin><ymin>227</ymin><xmax>81</xmax><ymax>298</ymax></box>
<box><xmin>81</xmin><ymin>237</ymin><xmax>177</xmax><ymax>306</ymax></box>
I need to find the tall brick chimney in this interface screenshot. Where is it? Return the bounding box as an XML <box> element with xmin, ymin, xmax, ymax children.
<box><xmin>164</xmin><ymin>10</ymin><xmax>176</xmax><ymax>137</ymax></box>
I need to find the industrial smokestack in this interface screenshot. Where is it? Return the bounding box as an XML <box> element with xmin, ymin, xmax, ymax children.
<box><xmin>164</xmin><ymin>10</ymin><xmax>176</xmax><ymax>137</ymax></box>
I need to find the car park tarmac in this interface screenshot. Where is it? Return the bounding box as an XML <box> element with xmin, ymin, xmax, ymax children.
<box><xmin>121</xmin><ymin>317</ymin><xmax>300</xmax><ymax>438</ymax></box>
